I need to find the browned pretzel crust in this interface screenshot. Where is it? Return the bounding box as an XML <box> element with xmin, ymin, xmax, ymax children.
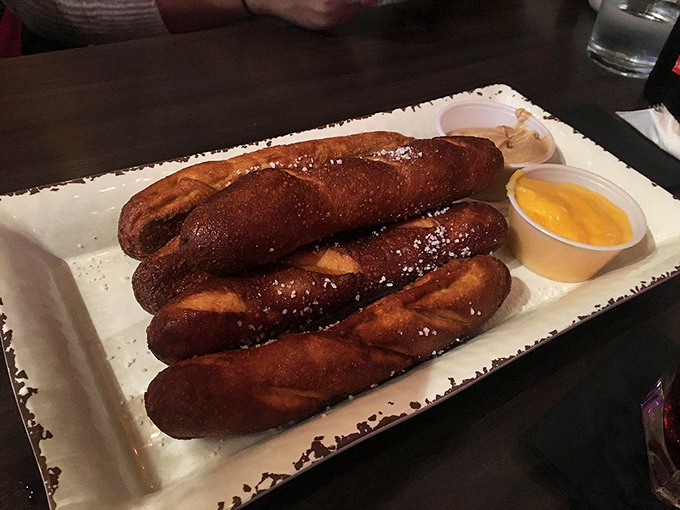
<box><xmin>146</xmin><ymin>202</ymin><xmax>507</xmax><ymax>364</ymax></box>
<box><xmin>131</xmin><ymin>237</ymin><xmax>211</xmax><ymax>315</ymax></box>
<box><xmin>118</xmin><ymin>131</ymin><xmax>413</xmax><ymax>259</ymax></box>
<box><xmin>145</xmin><ymin>256</ymin><xmax>511</xmax><ymax>438</ymax></box>
<box><xmin>180</xmin><ymin>136</ymin><xmax>503</xmax><ymax>275</ymax></box>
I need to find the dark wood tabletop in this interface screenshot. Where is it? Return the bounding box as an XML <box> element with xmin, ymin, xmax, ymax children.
<box><xmin>2</xmin><ymin>0</ymin><xmax>680</xmax><ymax>509</ymax></box>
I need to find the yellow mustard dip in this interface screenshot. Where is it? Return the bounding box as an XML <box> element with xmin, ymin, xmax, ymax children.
<box><xmin>510</xmin><ymin>171</ymin><xmax>633</xmax><ymax>246</ymax></box>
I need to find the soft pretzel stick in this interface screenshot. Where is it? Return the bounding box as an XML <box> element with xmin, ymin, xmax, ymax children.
<box><xmin>180</xmin><ymin>136</ymin><xmax>503</xmax><ymax>275</ymax></box>
<box><xmin>145</xmin><ymin>256</ymin><xmax>511</xmax><ymax>438</ymax></box>
<box><xmin>118</xmin><ymin>131</ymin><xmax>413</xmax><ymax>259</ymax></box>
<box><xmin>131</xmin><ymin>237</ymin><xmax>211</xmax><ymax>315</ymax></box>
<box><xmin>133</xmin><ymin>200</ymin><xmax>506</xmax><ymax>316</ymax></box>
<box><xmin>147</xmin><ymin>202</ymin><xmax>507</xmax><ymax>364</ymax></box>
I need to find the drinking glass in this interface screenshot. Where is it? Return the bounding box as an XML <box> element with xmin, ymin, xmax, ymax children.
<box><xmin>587</xmin><ymin>0</ymin><xmax>680</xmax><ymax>77</ymax></box>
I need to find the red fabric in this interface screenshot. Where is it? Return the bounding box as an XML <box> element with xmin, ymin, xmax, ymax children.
<box><xmin>0</xmin><ymin>8</ymin><xmax>22</xmax><ymax>58</ymax></box>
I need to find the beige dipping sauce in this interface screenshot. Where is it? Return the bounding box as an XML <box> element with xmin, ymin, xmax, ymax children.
<box><xmin>451</xmin><ymin>109</ymin><xmax>551</xmax><ymax>164</ymax></box>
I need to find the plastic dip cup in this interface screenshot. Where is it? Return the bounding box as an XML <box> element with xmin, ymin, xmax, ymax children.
<box><xmin>507</xmin><ymin>164</ymin><xmax>648</xmax><ymax>283</ymax></box>
<box><xmin>436</xmin><ymin>100</ymin><xmax>556</xmax><ymax>201</ymax></box>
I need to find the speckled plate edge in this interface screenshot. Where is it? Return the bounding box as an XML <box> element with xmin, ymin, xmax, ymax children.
<box><xmin>1</xmin><ymin>84</ymin><xmax>679</xmax><ymax>510</ymax></box>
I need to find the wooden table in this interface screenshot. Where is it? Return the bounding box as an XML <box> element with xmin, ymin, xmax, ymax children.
<box><xmin>1</xmin><ymin>0</ymin><xmax>679</xmax><ymax>508</ymax></box>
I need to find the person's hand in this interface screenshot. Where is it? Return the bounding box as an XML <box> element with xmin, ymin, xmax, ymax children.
<box><xmin>246</xmin><ymin>0</ymin><xmax>379</xmax><ymax>29</ymax></box>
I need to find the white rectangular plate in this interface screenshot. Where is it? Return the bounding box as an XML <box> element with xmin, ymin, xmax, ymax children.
<box><xmin>2</xmin><ymin>84</ymin><xmax>679</xmax><ymax>510</ymax></box>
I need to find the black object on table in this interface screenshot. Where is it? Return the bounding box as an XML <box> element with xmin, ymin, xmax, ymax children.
<box><xmin>645</xmin><ymin>17</ymin><xmax>680</xmax><ymax>123</ymax></box>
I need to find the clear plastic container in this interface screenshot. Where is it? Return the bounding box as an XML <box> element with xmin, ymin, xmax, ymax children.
<box><xmin>436</xmin><ymin>100</ymin><xmax>556</xmax><ymax>201</ymax></box>
<box><xmin>507</xmin><ymin>164</ymin><xmax>648</xmax><ymax>282</ymax></box>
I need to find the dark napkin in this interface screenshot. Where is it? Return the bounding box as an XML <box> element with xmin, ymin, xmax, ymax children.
<box><xmin>522</xmin><ymin>326</ymin><xmax>680</xmax><ymax>510</ymax></box>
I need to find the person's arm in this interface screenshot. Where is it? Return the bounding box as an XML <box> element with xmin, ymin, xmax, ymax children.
<box><xmin>156</xmin><ymin>0</ymin><xmax>379</xmax><ymax>33</ymax></box>
<box><xmin>245</xmin><ymin>0</ymin><xmax>378</xmax><ymax>30</ymax></box>
<box><xmin>155</xmin><ymin>0</ymin><xmax>249</xmax><ymax>34</ymax></box>
<box><xmin>4</xmin><ymin>0</ymin><xmax>378</xmax><ymax>45</ymax></box>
